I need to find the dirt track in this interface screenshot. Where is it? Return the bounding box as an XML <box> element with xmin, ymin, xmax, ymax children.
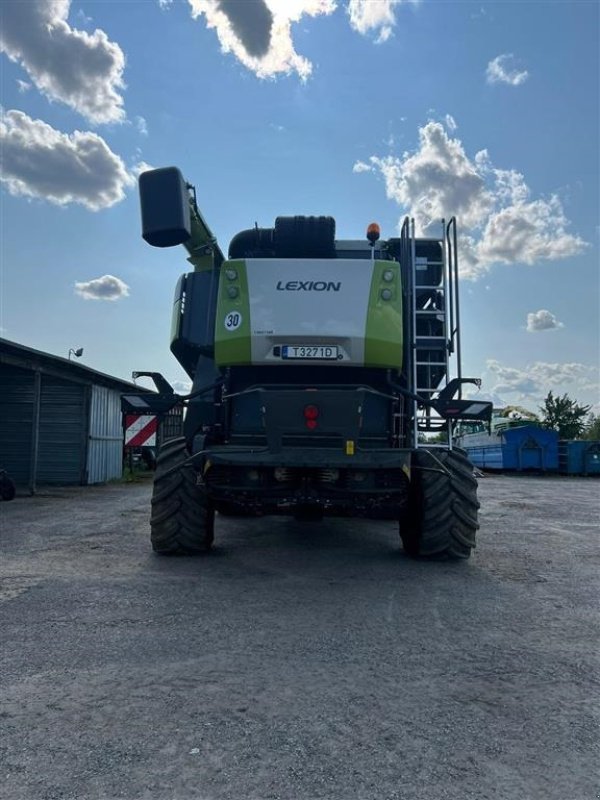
<box><xmin>1</xmin><ymin>474</ymin><xmax>598</xmax><ymax>800</ymax></box>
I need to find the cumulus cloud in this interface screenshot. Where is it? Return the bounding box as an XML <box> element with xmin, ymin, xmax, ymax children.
<box><xmin>186</xmin><ymin>1</ymin><xmax>417</xmax><ymax>76</ymax></box>
<box><xmin>486</xmin><ymin>54</ymin><xmax>529</xmax><ymax>86</ymax></box>
<box><xmin>358</xmin><ymin>122</ymin><xmax>494</xmax><ymax>231</ymax></box>
<box><xmin>0</xmin><ymin>110</ymin><xmax>135</xmax><ymax>210</ymax></box>
<box><xmin>354</xmin><ymin>120</ymin><xmax>586</xmax><ymax>278</ymax></box>
<box><xmin>187</xmin><ymin>0</ymin><xmax>336</xmax><ymax>80</ymax></box>
<box><xmin>0</xmin><ymin>0</ymin><xmax>126</xmax><ymax>124</ymax></box>
<box><xmin>74</xmin><ymin>275</ymin><xmax>130</xmax><ymax>301</ymax></box>
<box><xmin>526</xmin><ymin>309</ymin><xmax>564</xmax><ymax>333</ymax></box>
<box><xmin>486</xmin><ymin>359</ymin><xmax>597</xmax><ymax>399</ymax></box>
<box><xmin>347</xmin><ymin>0</ymin><xmax>413</xmax><ymax>43</ymax></box>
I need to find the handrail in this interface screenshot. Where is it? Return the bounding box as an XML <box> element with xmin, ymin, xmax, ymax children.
<box><xmin>446</xmin><ymin>217</ymin><xmax>462</xmax><ymax>390</ymax></box>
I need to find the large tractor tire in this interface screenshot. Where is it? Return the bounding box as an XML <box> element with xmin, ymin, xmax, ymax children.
<box><xmin>400</xmin><ymin>448</ymin><xmax>479</xmax><ymax>560</ymax></box>
<box><xmin>150</xmin><ymin>438</ymin><xmax>214</xmax><ymax>555</ymax></box>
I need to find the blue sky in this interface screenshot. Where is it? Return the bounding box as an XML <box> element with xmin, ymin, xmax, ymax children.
<box><xmin>1</xmin><ymin>0</ymin><xmax>598</xmax><ymax>411</ymax></box>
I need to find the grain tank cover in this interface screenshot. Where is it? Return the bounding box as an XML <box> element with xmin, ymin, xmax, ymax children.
<box><xmin>139</xmin><ymin>167</ymin><xmax>191</xmax><ymax>248</ymax></box>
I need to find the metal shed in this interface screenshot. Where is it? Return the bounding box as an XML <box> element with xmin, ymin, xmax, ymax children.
<box><xmin>0</xmin><ymin>338</ymin><xmax>152</xmax><ymax>491</ymax></box>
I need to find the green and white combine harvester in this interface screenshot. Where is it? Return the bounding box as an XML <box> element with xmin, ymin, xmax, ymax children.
<box><xmin>123</xmin><ymin>167</ymin><xmax>492</xmax><ymax>559</ymax></box>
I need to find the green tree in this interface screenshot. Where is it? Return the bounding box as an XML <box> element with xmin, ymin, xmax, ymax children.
<box><xmin>582</xmin><ymin>413</ymin><xmax>600</xmax><ymax>441</ymax></box>
<box><xmin>539</xmin><ymin>391</ymin><xmax>591</xmax><ymax>439</ymax></box>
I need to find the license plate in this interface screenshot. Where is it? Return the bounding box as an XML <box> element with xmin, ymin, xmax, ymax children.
<box><xmin>282</xmin><ymin>345</ymin><xmax>338</xmax><ymax>360</ymax></box>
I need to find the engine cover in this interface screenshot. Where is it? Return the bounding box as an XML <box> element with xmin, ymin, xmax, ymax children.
<box><xmin>214</xmin><ymin>258</ymin><xmax>403</xmax><ymax>369</ymax></box>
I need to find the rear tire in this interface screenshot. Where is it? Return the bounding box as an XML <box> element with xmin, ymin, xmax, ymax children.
<box><xmin>400</xmin><ymin>449</ymin><xmax>479</xmax><ymax>560</ymax></box>
<box><xmin>150</xmin><ymin>438</ymin><xmax>214</xmax><ymax>555</ymax></box>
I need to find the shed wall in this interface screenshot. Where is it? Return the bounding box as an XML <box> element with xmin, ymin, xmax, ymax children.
<box><xmin>0</xmin><ymin>364</ymin><xmax>34</xmax><ymax>484</ymax></box>
<box><xmin>37</xmin><ymin>376</ymin><xmax>87</xmax><ymax>485</ymax></box>
<box><xmin>87</xmin><ymin>385</ymin><xmax>124</xmax><ymax>483</ymax></box>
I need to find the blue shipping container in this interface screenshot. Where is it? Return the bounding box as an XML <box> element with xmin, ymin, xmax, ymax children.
<box><xmin>559</xmin><ymin>440</ymin><xmax>600</xmax><ymax>475</ymax></box>
<box><xmin>460</xmin><ymin>425</ymin><xmax>559</xmax><ymax>471</ymax></box>
<box><xmin>501</xmin><ymin>426</ymin><xmax>559</xmax><ymax>471</ymax></box>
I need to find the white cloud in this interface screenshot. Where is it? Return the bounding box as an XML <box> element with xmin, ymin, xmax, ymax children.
<box><xmin>0</xmin><ymin>110</ymin><xmax>135</xmax><ymax>211</ymax></box>
<box><xmin>347</xmin><ymin>0</ymin><xmax>414</xmax><ymax>43</ymax></box>
<box><xmin>356</xmin><ymin>120</ymin><xmax>586</xmax><ymax>278</ymax></box>
<box><xmin>486</xmin><ymin>54</ymin><xmax>529</xmax><ymax>86</ymax></box>
<box><xmin>187</xmin><ymin>0</ymin><xmax>336</xmax><ymax>80</ymax></box>
<box><xmin>17</xmin><ymin>79</ymin><xmax>31</xmax><ymax>93</ymax></box>
<box><xmin>444</xmin><ymin>113</ymin><xmax>457</xmax><ymax>132</ymax></box>
<box><xmin>158</xmin><ymin>0</ymin><xmax>174</xmax><ymax>9</ymax></box>
<box><xmin>367</xmin><ymin>122</ymin><xmax>495</xmax><ymax>233</ymax></box>
<box><xmin>486</xmin><ymin>360</ymin><xmax>539</xmax><ymax>396</ymax></box>
<box><xmin>74</xmin><ymin>275</ymin><xmax>130</xmax><ymax>301</ymax></box>
<box><xmin>486</xmin><ymin>359</ymin><xmax>598</xmax><ymax>400</ymax></box>
<box><xmin>135</xmin><ymin>116</ymin><xmax>148</xmax><ymax>136</ymax></box>
<box><xmin>76</xmin><ymin>9</ymin><xmax>94</xmax><ymax>27</ymax></box>
<box><xmin>0</xmin><ymin>0</ymin><xmax>126</xmax><ymax>124</ymax></box>
<box><xmin>352</xmin><ymin>160</ymin><xmax>372</xmax><ymax>173</ymax></box>
<box><xmin>526</xmin><ymin>309</ymin><xmax>564</xmax><ymax>333</ymax></box>
<box><xmin>171</xmin><ymin>379</ymin><xmax>193</xmax><ymax>394</ymax></box>
<box><xmin>185</xmin><ymin>1</ymin><xmax>417</xmax><ymax>77</ymax></box>
<box><xmin>131</xmin><ymin>160</ymin><xmax>155</xmax><ymax>178</ymax></box>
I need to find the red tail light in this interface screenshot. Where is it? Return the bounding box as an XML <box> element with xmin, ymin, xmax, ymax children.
<box><xmin>304</xmin><ymin>404</ymin><xmax>319</xmax><ymax>429</ymax></box>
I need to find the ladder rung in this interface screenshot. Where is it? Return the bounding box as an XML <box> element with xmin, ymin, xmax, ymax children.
<box><xmin>415</xmin><ymin>286</ymin><xmax>444</xmax><ymax>291</ymax></box>
<box><xmin>416</xmin><ymin>261</ymin><xmax>444</xmax><ymax>266</ymax></box>
<box><xmin>416</xmin><ymin>335</ymin><xmax>446</xmax><ymax>340</ymax></box>
<box><xmin>416</xmin><ymin>361</ymin><xmax>447</xmax><ymax>366</ymax></box>
<box><xmin>416</xmin><ymin>310</ymin><xmax>446</xmax><ymax>316</ymax></box>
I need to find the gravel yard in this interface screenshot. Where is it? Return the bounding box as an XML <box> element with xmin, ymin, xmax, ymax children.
<box><xmin>1</xmin><ymin>474</ymin><xmax>598</xmax><ymax>800</ymax></box>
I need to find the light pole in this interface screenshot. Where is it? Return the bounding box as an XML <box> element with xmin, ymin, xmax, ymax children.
<box><xmin>68</xmin><ymin>347</ymin><xmax>84</xmax><ymax>360</ymax></box>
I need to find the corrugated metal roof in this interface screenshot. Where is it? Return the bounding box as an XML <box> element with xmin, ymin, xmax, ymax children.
<box><xmin>0</xmin><ymin>338</ymin><xmax>152</xmax><ymax>393</ymax></box>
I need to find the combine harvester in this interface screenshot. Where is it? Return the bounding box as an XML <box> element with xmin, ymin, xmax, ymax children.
<box><xmin>123</xmin><ymin>167</ymin><xmax>492</xmax><ymax>559</ymax></box>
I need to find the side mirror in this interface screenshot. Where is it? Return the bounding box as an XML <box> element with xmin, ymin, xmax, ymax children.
<box><xmin>139</xmin><ymin>166</ymin><xmax>191</xmax><ymax>248</ymax></box>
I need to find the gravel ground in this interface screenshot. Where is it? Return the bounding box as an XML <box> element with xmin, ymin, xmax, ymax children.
<box><xmin>0</xmin><ymin>474</ymin><xmax>598</xmax><ymax>800</ymax></box>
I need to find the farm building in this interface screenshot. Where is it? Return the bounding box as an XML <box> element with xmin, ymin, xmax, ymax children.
<box><xmin>0</xmin><ymin>338</ymin><xmax>156</xmax><ymax>491</ymax></box>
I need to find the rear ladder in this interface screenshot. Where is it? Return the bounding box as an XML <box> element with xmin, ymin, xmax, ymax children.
<box><xmin>401</xmin><ymin>217</ymin><xmax>462</xmax><ymax>445</ymax></box>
